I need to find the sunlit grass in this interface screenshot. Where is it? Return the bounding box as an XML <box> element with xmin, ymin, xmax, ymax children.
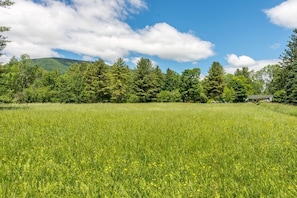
<box><xmin>1</xmin><ymin>103</ymin><xmax>297</xmax><ymax>197</ymax></box>
<box><xmin>260</xmin><ymin>102</ymin><xmax>297</xmax><ymax>117</ymax></box>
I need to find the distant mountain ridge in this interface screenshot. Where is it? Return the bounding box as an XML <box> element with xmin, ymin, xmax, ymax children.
<box><xmin>32</xmin><ymin>57</ymin><xmax>89</xmax><ymax>73</ymax></box>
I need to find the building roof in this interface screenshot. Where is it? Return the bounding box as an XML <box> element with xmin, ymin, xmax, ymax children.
<box><xmin>247</xmin><ymin>95</ymin><xmax>273</xmax><ymax>100</ymax></box>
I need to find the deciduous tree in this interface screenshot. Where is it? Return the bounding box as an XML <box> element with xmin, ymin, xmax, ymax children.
<box><xmin>0</xmin><ymin>0</ymin><xmax>14</xmax><ymax>58</ymax></box>
<box><xmin>180</xmin><ymin>68</ymin><xmax>204</xmax><ymax>102</ymax></box>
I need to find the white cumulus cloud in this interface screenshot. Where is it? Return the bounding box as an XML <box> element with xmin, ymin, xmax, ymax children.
<box><xmin>226</xmin><ymin>54</ymin><xmax>256</xmax><ymax>68</ymax></box>
<box><xmin>224</xmin><ymin>54</ymin><xmax>279</xmax><ymax>74</ymax></box>
<box><xmin>0</xmin><ymin>0</ymin><xmax>214</xmax><ymax>63</ymax></box>
<box><xmin>264</xmin><ymin>0</ymin><xmax>297</xmax><ymax>29</ymax></box>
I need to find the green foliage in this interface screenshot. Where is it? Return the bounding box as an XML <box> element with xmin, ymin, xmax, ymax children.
<box><xmin>151</xmin><ymin>66</ymin><xmax>165</xmax><ymax>100</ymax></box>
<box><xmin>284</xmin><ymin>61</ymin><xmax>297</xmax><ymax>104</ymax></box>
<box><xmin>225</xmin><ymin>75</ymin><xmax>248</xmax><ymax>102</ymax></box>
<box><xmin>83</xmin><ymin>59</ymin><xmax>111</xmax><ymax>103</ymax></box>
<box><xmin>132</xmin><ymin>58</ymin><xmax>161</xmax><ymax>102</ymax></box>
<box><xmin>0</xmin><ymin>32</ymin><xmax>8</xmax><ymax>57</ymax></box>
<box><xmin>274</xmin><ymin>29</ymin><xmax>297</xmax><ymax>104</ymax></box>
<box><xmin>157</xmin><ymin>89</ymin><xmax>182</xmax><ymax>102</ymax></box>
<box><xmin>204</xmin><ymin>61</ymin><xmax>225</xmax><ymax>100</ymax></box>
<box><xmin>273</xmin><ymin>89</ymin><xmax>286</xmax><ymax>103</ymax></box>
<box><xmin>0</xmin><ymin>91</ymin><xmax>12</xmax><ymax>103</ymax></box>
<box><xmin>0</xmin><ymin>54</ymin><xmax>42</xmax><ymax>102</ymax></box>
<box><xmin>222</xmin><ymin>86</ymin><xmax>236</xmax><ymax>103</ymax></box>
<box><xmin>163</xmin><ymin>68</ymin><xmax>181</xmax><ymax>91</ymax></box>
<box><xmin>127</xmin><ymin>94</ymin><xmax>140</xmax><ymax>103</ymax></box>
<box><xmin>180</xmin><ymin>68</ymin><xmax>203</xmax><ymax>102</ymax></box>
<box><xmin>1</xmin><ymin>54</ymin><xmax>276</xmax><ymax>104</ymax></box>
<box><xmin>31</xmin><ymin>58</ymin><xmax>87</xmax><ymax>73</ymax></box>
<box><xmin>0</xmin><ymin>0</ymin><xmax>14</xmax><ymax>7</ymax></box>
<box><xmin>280</xmin><ymin>29</ymin><xmax>297</xmax><ymax>69</ymax></box>
<box><xmin>109</xmin><ymin>58</ymin><xmax>131</xmax><ymax>103</ymax></box>
<box><xmin>0</xmin><ymin>0</ymin><xmax>14</xmax><ymax>57</ymax></box>
<box><xmin>1</xmin><ymin>103</ymin><xmax>297</xmax><ymax>196</ymax></box>
<box><xmin>234</xmin><ymin>67</ymin><xmax>250</xmax><ymax>78</ymax></box>
<box><xmin>234</xmin><ymin>67</ymin><xmax>262</xmax><ymax>95</ymax></box>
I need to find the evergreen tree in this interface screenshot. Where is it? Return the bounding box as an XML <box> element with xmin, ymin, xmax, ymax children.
<box><xmin>132</xmin><ymin>58</ymin><xmax>159</xmax><ymax>102</ymax></box>
<box><xmin>149</xmin><ymin>65</ymin><xmax>164</xmax><ymax>101</ymax></box>
<box><xmin>109</xmin><ymin>58</ymin><xmax>130</xmax><ymax>103</ymax></box>
<box><xmin>204</xmin><ymin>61</ymin><xmax>225</xmax><ymax>100</ymax></box>
<box><xmin>280</xmin><ymin>29</ymin><xmax>297</xmax><ymax>104</ymax></box>
<box><xmin>163</xmin><ymin>68</ymin><xmax>181</xmax><ymax>91</ymax></box>
<box><xmin>234</xmin><ymin>67</ymin><xmax>250</xmax><ymax>79</ymax></box>
<box><xmin>83</xmin><ymin>59</ymin><xmax>111</xmax><ymax>102</ymax></box>
<box><xmin>55</xmin><ymin>63</ymin><xmax>86</xmax><ymax>103</ymax></box>
<box><xmin>285</xmin><ymin>61</ymin><xmax>297</xmax><ymax>104</ymax></box>
<box><xmin>280</xmin><ymin>29</ymin><xmax>297</xmax><ymax>69</ymax></box>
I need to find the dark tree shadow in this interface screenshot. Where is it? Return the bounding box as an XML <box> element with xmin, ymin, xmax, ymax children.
<box><xmin>0</xmin><ymin>106</ymin><xmax>28</xmax><ymax>111</ymax></box>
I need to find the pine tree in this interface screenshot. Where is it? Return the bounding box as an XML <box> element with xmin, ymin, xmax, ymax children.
<box><xmin>280</xmin><ymin>29</ymin><xmax>297</xmax><ymax>104</ymax></box>
<box><xmin>163</xmin><ymin>68</ymin><xmax>181</xmax><ymax>91</ymax></box>
<box><xmin>133</xmin><ymin>58</ymin><xmax>159</xmax><ymax>102</ymax></box>
<box><xmin>83</xmin><ymin>59</ymin><xmax>110</xmax><ymax>102</ymax></box>
<box><xmin>204</xmin><ymin>62</ymin><xmax>225</xmax><ymax>100</ymax></box>
<box><xmin>280</xmin><ymin>29</ymin><xmax>297</xmax><ymax>69</ymax></box>
<box><xmin>109</xmin><ymin>58</ymin><xmax>130</xmax><ymax>103</ymax></box>
<box><xmin>285</xmin><ymin>61</ymin><xmax>297</xmax><ymax>104</ymax></box>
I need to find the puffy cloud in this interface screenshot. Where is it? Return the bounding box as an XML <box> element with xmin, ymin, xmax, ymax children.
<box><xmin>224</xmin><ymin>54</ymin><xmax>279</xmax><ymax>74</ymax></box>
<box><xmin>0</xmin><ymin>0</ymin><xmax>214</xmax><ymax>63</ymax></box>
<box><xmin>226</xmin><ymin>54</ymin><xmax>256</xmax><ymax>68</ymax></box>
<box><xmin>135</xmin><ymin>23</ymin><xmax>214</xmax><ymax>62</ymax></box>
<box><xmin>264</xmin><ymin>0</ymin><xmax>297</xmax><ymax>29</ymax></box>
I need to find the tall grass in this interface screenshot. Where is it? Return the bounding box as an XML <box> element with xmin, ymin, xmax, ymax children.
<box><xmin>1</xmin><ymin>103</ymin><xmax>297</xmax><ymax>197</ymax></box>
<box><xmin>260</xmin><ymin>102</ymin><xmax>297</xmax><ymax>117</ymax></box>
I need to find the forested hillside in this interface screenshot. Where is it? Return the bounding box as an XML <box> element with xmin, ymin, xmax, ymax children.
<box><xmin>32</xmin><ymin>57</ymin><xmax>88</xmax><ymax>73</ymax></box>
<box><xmin>0</xmin><ymin>29</ymin><xmax>296</xmax><ymax>104</ymax></box>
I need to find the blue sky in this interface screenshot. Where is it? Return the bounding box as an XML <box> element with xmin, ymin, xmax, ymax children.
<box><xmin>1</xmin><ymin>0</ymin><xmax>297</xmax><ymax>75</ymax></box>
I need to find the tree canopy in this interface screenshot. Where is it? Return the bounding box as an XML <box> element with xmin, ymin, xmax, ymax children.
<box><xmin>0</xmin><ymin>0</ymin><xmax>14</xmax><ymax>58</ymax></box>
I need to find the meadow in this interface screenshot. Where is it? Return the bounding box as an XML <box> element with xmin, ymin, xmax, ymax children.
<box><xmin>1</xmin><ymin>103</ymin><xmax>297</xmax><ymax>197</ymax></box>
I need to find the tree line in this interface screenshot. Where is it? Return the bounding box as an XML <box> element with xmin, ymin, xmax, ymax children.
<box><xmin>0</xmin><ymin>54</ymin><xmax>274</xmax><ymax>104</ymax></box>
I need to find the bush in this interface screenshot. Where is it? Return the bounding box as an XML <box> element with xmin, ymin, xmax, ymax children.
<box><xmin>199</xmin><ymin>93</ymin><xmax>208</xmax><ymax>103</ymax></box>
<box><xmin>0</xmin><ymin>94</ymin><xmax>13</xmax><ymax>103</ymax></box>
<box><xmin>127</xmin><ymin>94</ymin><xmax>140</xmax><ymax>103</ymax></box>
<box><xmin>157</xmin><ymin>90</ymin><xmax>182</xmax><ymax>102</ymax></box>
<box><xmin>273</xmin><ymin>89</ymin><xmax>286</xmax><ymax>103</ymax></box>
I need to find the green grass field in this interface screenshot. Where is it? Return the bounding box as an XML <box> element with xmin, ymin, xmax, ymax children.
<box><xmin>1</xmin><ymin>103</ymin><xmax>297</xmax><ymax>197</ymax></box>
